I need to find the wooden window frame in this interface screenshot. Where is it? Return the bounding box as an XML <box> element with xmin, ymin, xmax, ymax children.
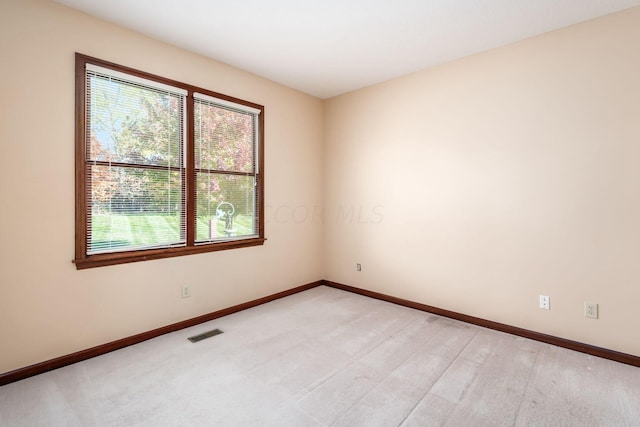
<box><xmin>73</xmin><ymin>53</ymin><xmax>265</xmax><ymax>269</ymax></box>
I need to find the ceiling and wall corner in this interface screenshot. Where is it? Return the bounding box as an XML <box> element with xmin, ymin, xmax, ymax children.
<box><xmin>53</xmin><ymin>0</ymin><xmax>640</xmax><ymax>99</ymax></box>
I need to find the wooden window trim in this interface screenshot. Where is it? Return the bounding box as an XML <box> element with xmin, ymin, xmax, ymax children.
<box><xmin>73</xmin><ymin>53</ymin><xmax>265</xmax><ymax>270</ymax></box>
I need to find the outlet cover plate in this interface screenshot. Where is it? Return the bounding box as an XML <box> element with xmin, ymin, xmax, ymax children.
<box><xmin>182</xmin><ymin>285</ymin><xmax>191</xmax><ymax>298</ymax></box>
<box><xmin>539</xmin><ymin>295</ymin><xmax>550</xmax><ymax>310</ymax></box>
<box><xmin>585</xmin><ymin>302</ymin><xmax>598</xmax><ymax>319</ymax></box>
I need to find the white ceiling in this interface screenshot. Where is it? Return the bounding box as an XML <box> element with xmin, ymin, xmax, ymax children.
<box><xmin>54</xmin><ymin>0</ymin><xmax>640</xmax><ymax>99</ymax></box>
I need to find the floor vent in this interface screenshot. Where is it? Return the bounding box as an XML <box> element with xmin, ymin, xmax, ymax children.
<box><xmin>188</xmin><ymin>328</ymin><xmax>223</xmax><ymax>343</ymax></box>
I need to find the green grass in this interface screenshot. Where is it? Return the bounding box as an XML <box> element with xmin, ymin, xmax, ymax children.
<box><xmin>91</xmin><ymin>213</ymin><xmax>254</xmax><ymax>252</ymax></box>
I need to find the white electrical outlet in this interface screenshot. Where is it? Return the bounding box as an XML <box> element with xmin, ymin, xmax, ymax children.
<box><xmin>182</xmin><ymin>285</ymin><xmax>191</xmax><ymax>298</ymax></box>
<box><xmin>539</xmin><ymin>295</ymin><xmax>550</xmax><ymax>310</ymax></box>
<box><xmin>585</xmin><ymin>302</ymin><xmax>598</xmax><ymax>319</ymax></box>
<box><xmin>356</xmin><ymin>263</ymin><xmax>361</xmax><ymax>271</ymax></box>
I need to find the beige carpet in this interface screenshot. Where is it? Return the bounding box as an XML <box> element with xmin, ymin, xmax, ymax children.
<box><xmin>1</xmin><ymin>286</ymin><xmax>638</xmax><ymax>426</ymax></box>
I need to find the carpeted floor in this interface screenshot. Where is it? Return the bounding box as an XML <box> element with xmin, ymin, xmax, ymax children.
<box><xmin>1</xmin><ymin>286</ymin><xmax>638</xmax><ymax>426</ymax></box>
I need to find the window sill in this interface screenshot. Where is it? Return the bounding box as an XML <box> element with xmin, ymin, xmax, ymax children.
<box><xmin>73</xmin><ymin>238</ymin><xmax>266</xmax><ymax>270</ymax></box>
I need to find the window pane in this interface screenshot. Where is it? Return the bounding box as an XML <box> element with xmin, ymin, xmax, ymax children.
<box><xmin>88</xmin><ymin>73</ymin><xmax>183</xmax><ymax>168</ymax></box>
<box><xmin>195</xmin><ymin>173</ymin><xmax>257</xmax><ymax>242</ymax></box>
<box><xmin>87</xmin><ymin>165</ymin><xmax>185</xmax><ymax>254</ymax></box>
<box><xmin>194</xmin><ymin>100</ymin><xmax>254</xmax><ymax>173</ymax></box>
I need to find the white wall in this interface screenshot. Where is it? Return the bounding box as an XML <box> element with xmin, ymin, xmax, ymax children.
<box><xmin>324</xmin><ymin>7</ymin><xmax>640</xmax><ymax>357</ymax></box>
<box><xmin>0</xmin><ymin>0</ymin><xmax>324</xmax><ymax>373</ymax></box>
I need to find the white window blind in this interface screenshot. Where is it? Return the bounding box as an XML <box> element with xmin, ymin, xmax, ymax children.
<box><xmin>85</xmin><ymin>66</ymin><xmax>186</xmax><ymax>254</ymax></box>
<box><xmin>193</xmin><ymin>96</ymin><xmax>259</xmax><ymax>243</ymax></box>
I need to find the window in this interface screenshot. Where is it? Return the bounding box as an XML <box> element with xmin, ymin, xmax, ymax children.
<box><xmin>74</xmin><ymin>54</ymin><xmax>264</xmax><ymax>269</ymax></box>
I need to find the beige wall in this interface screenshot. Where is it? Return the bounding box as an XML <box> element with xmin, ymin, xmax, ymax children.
<box><xmin>0</xmin><ymin>0</ymin><xmax>324</xmax><ymax>373</ymax></box>
<box><xmin>324</xmin><ymin>7</ymin><xmax>640</xmax><ymax>356</ymax></box>
<box><xmin>2</xmin><ymin>0</ymin><xmax>639</xmax><ymax>376</ymax></box>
